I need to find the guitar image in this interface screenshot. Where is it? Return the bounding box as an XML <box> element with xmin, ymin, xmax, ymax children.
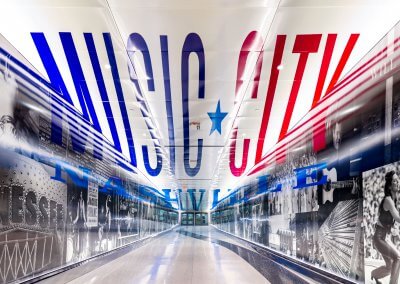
<box><xmin>321</xmin><ymin>168</ymin><xmax>355</xmax><ymax>204</ymax></box>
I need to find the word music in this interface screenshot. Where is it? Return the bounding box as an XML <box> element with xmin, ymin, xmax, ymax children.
<box><xmin>31</xmin><ymin>32</ymin><xmax>358</xmax><ymax>177</ymax></box>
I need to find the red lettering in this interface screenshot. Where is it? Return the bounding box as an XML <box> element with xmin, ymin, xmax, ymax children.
<box><xmin>235</xmin><ymin>31</ymin><xmax>264</xmax><ymax>99</ymax></box>
<box><xmin>255</xmin><ymin>35</ymin><xmax>286</xmax><ymax>163</ymax></box>
<box><xmin>279</xmin><ymin>34</ymin><xmax>322</xmax><ymax>141</ymax></box>
<box><xmin>312</xmin><ymin>34</ymin><xmax>359</xmax><ymax>152</ymax></box>
<box><xmin>230</xmin><ymin>127</ymin><xmax>250</xmax><ymax>177</ymax></box>
<box><xmin>230</xmin><ymin>31</ymin><xmax>263</xmax><ymax>176</ymax></box>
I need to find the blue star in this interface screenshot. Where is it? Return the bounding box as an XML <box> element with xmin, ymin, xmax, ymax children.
<box><xmin>208</xmin><ymin>100</ymin><xmax>228</xmax><ymax>135</ymax></box>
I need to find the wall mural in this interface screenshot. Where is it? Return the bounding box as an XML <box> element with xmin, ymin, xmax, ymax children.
<box><xmin>0</xmin><ymin>43</ymin><xmax>178</xmax><ymax>283</ymax></box>
<box><xmin>0</xmin><ymin>2</ymin><xmax>400</xmax><ymax>284</ymax></box>
<box><xmin>212</xmin><ymin>23</ymin><xmax>400</xmax><ymax>283</ymax></box>
<box><xmin>2</xmin><ymin>2</ymin><xmax>399</xmax><ymax>198</ymax></box>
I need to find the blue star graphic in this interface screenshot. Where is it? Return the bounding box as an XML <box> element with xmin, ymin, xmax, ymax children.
<box><xmin>208</xmin><ymin>100</ymin><xmax>228</xmax><ymax>135</ymax></box>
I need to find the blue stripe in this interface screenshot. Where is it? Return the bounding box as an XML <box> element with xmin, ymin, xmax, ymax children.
<box><xmin>84</xmin><ymin>33</ymin><xmax>122</xmax><ymax>153</ymax></box>
<box><xmin>177</xmin><ymin>189</ymin><xmax>183</xmax><ymax>210</ymax></box>
<box><xmin>211</xmin><ymin>189</ymin><xmax>220</xmax><ymax>208</ymax></box>
<box><xmin>31</xmin><ymin>33</ymin><xmax>73</xmax><ymax>105</ymax></box>
<box><xmin>187</xmin><ymin>189</ymin><xmax>206</xmax><ymax>210</ymax></box>
<box><xmin>31</xmin><ymin>32</ymin><xmax>73</xmax><ymax>146</ymax></box>
<box><xmin>103</xmin><ymin>33</ymin><xmax>137</xmax><ymax>167</ymax></box>
<box><xmin>0</xmin><ymin>53</ymin><xmax>137</xmax><ymax>174</ymax></box>
<box><xmin>160</xmin><ymin>35</ymin><xmax>176</xmax><ymax>174</ymax></box>
<box><xmin>0</xmin><ymin>46</ymin><xmax>135</xmax><ymax>168</ymax></box>
<box><xmin>126</xmin><ymin>33</ymin><xmax>155</xmax><ymax>91</ymax></box>
<box><xmin>60</xmin><ymin>32</ymin><xmax>101</xmax><ymax>132</ymax></box>
<box><xmin>197</xmin><ymin>189</ymin><xmax>205</xmax><ymax>210</ymax></box>
<box><xmin>127</xmin><ymin>33</ymin><xmax>162</xmax><ymax>176</ymax></box>
<box><xmin>181</xmin><ymin>33</ymin><xmax>205</xmax><ymax>177</ymax></box>
<box><xmin>0</xmin><ymin>47</ymin><xmax>106</xmax><ymax>136</ymax></box>
<box><xmin>60</xmin><ymin>32</ymin><xmax>103</xmax><ymax>159</ymax></box>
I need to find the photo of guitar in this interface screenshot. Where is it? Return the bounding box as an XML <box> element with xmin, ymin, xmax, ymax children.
<box><xmin>322</xmin><ymin>168</ymin><xmax>358</xmax><ymax>204</ymax></box>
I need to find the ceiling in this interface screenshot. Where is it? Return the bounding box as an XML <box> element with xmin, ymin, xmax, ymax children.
<box><xmin>0</xmin><ymin>0</ymin><xmax>399</xmax><ymax>210</ymax></box>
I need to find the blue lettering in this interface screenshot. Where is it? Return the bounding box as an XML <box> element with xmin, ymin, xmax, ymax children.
<box><xmin>127</xmin><ymin>33</ymin><xmax>162</xmax><ymax>176</ymax></box>
<box><xmin>293</xmin><ymin>163</ymin><xmax>328</xmax><ymax>189</ymax></box>
<box><xmin>182</xmin><ymin>33</ymin><xmax>205</xmax><ymax>176</ymax></box>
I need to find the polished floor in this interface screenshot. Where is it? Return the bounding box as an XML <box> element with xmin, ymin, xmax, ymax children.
<box><xmin>39</xmin><ymin>226</ymin><xmax>316</xmax><ymax>284</ymax></box>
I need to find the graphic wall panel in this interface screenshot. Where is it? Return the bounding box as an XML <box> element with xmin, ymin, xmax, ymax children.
<box><xmin>0</xmin><ymin>37</ymin><xmax>178</xmax><ymax>283</ymax></box>
<box><xmin>212</xmin><ymin>22</ymin><xmax>400</xmax><ymax>283</ymax></box>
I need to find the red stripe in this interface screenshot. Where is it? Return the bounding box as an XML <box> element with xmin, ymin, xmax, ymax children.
<box><xmin>325</xmin><ymin>34</ymin><xmax>360</xmax><ymax>95</ymax></box>
<box><xmin>279</xmin><ymin>34</ymin><xmax>322</xmax><ymax>140</ymax></box>
<box><xmin>235</xmin><ymin>31</ymin><xmax>264</xmax><ymax>100</ymax></box>
<box><xmin>254</xmin><ymin>37</ymin><xmax>400</xmax><ymax>166</ymax></box>
<box><xmin>293</xmin><ymin>40</ymin><xmax>400</xmax><ymax>140</ymax></box>
<box><xmin>229</xmin><ymin>31</ymin><xmax>264</xmax><ymax>177</ymax></box>
<box><xmin>324</xmin><ymin>37</ymin><xmax>400</xmax><ymax>100</ymax></box>
<box><xmin>311</xmin><ymin>34</ymin><xmax>337</xmax><ymax>152</ymax></box>
<box><xmin>236</xmin><ymin>36</ymin><xmax>399</xmax><ymax>177</ymax></box>
<box><xmin>252</xmin><ymin>51</ymin><xmax>264</xmax><ymax>99</ymax></box>
<box><xmin>229</xmin><ymin>127</ymin><xmax>250</xmax><ymax>177</ymax></box>
<box><xmin>255</xmin><ymin>34</ymin><xmax>286</xmax><ymax>163</ymax></box>
<box><xmin>312</xmin><ymin>34</ymin><xmax>337</xmax><ymax>108</ymax></box>
<box><xmin>249</xmin><ymin>56</ymin><xmax>400</xmax><ymax>175</ymax></box>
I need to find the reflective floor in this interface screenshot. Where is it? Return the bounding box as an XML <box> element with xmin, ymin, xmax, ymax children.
<box><xmin>39</xmin><ymin>226</ymin><xmax>317</xmax><ymax>284</ymax></box>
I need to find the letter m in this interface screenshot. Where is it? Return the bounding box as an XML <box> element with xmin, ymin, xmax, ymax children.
<box><xmin>31</xmin><ymin>32</ymin><xmax>103</xmax><ymax>159</ymax></box>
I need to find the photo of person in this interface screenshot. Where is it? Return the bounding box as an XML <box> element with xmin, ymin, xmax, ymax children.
<box><xmin>0</xmin><ymin>65</ymin><xmax>40</xmax><ymax>147</ymax></box>
<box><xmin>316</xmin><ymin>103</ymin><xmax>364</xmax><ymax>255</ymax></box>
<box><xmin>67</xmin><ymin>180</ymin><xmax>88</xmax><ymax>262</ymax></box>
<box><xmin>317</xmin><ymin>109</ymin><xmax>361</xmax><ymax>209</ymax></box>
<box><xmin>267</xmin><ymin>144</ymin><xmax>318</xmax><ymax>217</ymax></box>
<box><xmin>0</xmin><ymin>66</ymin><xmax>18</xmax><ymax>144</ymax></box>
<box><xmin>364</xmin><ymin>162</ymin><xmax>400</xmax><ymax>283</ymax></box>
<box><xmin>371</xmin><ymin>171</ymin><xmax>400</xmax><ymax>284</ymax></box>
<box><xmin>252</xmin><ymin>203</ymin><xmax>262</xmax><ymax>240</ymax></box>
<box><xmin>74</xmin><ymin>190</ymin><xmax>87</xmax><ymax>259</ymax></box>
<box><xmin>117</xmin><ymin>196</ymin><xmax>139</xmax><ymax>246</ymax></box>
<box><xmin>295</xmin><ymin>212</ymin><xmax>318</xmax><ymax>263</ymax></box>
<box><xmin>98</xmin><ymin>193</ymin><xmax>113</xmax><ymax>252</ymax></box>
<box><xmin>0</xmin><ymin>38</ymin><xmax>181</xmax><ymax>283</ymax></box>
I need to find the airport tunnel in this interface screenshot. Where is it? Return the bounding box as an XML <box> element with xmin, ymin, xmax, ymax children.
<box><xmin>1</xmin><ymin>1</ymin><xmax>400</xmax><ymax>283</ymax></box>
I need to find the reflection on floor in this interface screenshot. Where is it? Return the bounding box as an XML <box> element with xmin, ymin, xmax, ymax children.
<box><xmin>39</xmin><ymin>226</ymin><xmax>317</xmax><ymax>284</ymax></box>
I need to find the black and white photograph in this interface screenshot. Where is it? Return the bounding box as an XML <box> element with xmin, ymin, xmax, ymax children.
<box><xmin>0</xmin><ymin>66</ymin><xmax>68</xmax><ymax>282</ymax></box>
<box><xmin>295</xmin><ymin>212</ymin><xmax>318</xmax><ymax>263</ymax></box>
<box><xmin>66</xmin><ymin>175</ymin><xmax>89</xmax><ymax>262</ymax></box>
<box><xmin>268</xmin><ymin>214</ymin><xmax>296</xmax><ymax>256</ymax></box>
<box><xmin>364</xmin><ymin>162</ymin><xmax>400</xmax><ymax>284</ymax></box>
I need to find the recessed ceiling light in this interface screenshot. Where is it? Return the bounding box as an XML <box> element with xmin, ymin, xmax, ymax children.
<box><xmin>277</xmin><ymin>65</ymin><xmax>284</xmax><ymax>70</ymax></box>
